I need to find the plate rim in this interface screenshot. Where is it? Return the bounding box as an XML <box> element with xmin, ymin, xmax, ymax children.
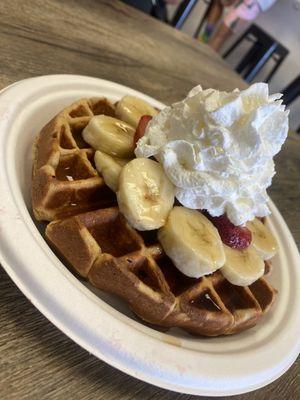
<box><xmin>0</xmin><ymin>74</ymin><xmax>299</xmax><ymax>396</ymax></box>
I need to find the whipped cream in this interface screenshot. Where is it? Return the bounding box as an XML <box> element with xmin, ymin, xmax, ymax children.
<box><xmin>135</xmin><ymin>83</ymin><xmax>289</xmax><ymax>225</ymax></box>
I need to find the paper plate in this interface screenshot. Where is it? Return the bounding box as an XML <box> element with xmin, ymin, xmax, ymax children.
<box><xmin>0</xmin><ymin>75</ymin><xmax>299</xmax><ymax>396</ymax></box>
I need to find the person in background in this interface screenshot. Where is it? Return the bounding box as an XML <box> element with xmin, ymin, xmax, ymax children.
<box><xmin>200</xmin><ymin>0</ymin><xmax>277</xmax><ymax>51</ymax></box>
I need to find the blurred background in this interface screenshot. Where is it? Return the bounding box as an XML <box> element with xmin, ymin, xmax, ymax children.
<box><xmin>122</xmin><ymin>0</ymin><xmax>300</xmax><ymax>132</ymax></box>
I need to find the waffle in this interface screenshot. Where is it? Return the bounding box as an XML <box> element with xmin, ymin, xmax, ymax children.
<box><xmin>32</xmin><ymin>98</ymin><xmax>117</xmax><ymax>221</ymax></box>
<box><xmin>45</xmin><ymin>207</ymin><xmax>276</xmax><ymax>336</ymax></box>
<box><xmin>33</xmin><ymin>98</ymin><xmax>276</xmax><ymax>336</ymax></box>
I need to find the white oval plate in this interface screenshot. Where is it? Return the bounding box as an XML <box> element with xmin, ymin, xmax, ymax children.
<box><xmin>0</xmin><ymin>75</ymin><xmax>299</xmax><ymax>396</ymax></box>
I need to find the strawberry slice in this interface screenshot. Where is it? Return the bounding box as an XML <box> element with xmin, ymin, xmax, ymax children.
<box><xmin>202</xmin><ymin>212</ymin><xmax>252</xmax><ymax>250</ymax></box>
<box><xmin>134</xmin><ymin>115</ymin><xmax>152</xmax><ymax>145</ymax></box>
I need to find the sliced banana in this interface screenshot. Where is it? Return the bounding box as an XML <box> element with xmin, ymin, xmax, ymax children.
<box><xmin>221</xmin><ymin>245</ymin><xmax>265</xmax><ymax>287</ymax></box>
<box><xmin>82</xmin><ymin>115</ymin><xmax>135</xmax><ymax>158</ymax></box>
<box><xmin>158</xmin><ymin>207</ymin><xmax>225</xmax><ymax>278</ymax></box>
<box><xmin>94</xmin><ymin>150</ymin><xmax>129</xmax><ymax>192</ymax></box>
<box><xmin>246</xmin><ymin>218</ymin><xmax>278</xmax><ymax>260</ymax></box>
<box><xmin>115</xmin><ymin>95</ymin><xmax>158</xmax><ymax>128</ymax></box>
<box><xmin>117</xmin><ymin>158</ymin><xmax>175</xmax><ymax>231</ymax></box>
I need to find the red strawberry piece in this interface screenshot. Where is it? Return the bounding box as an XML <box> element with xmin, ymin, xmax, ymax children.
<box><xmin>202</xmin><ymin>211</ymin><xmax>252</xmax><ymax>250</ymax></box>
<box><xmin>134</xmin><ymin>115</ymin><xmax>152</xmax><ymax>145</ymax></box>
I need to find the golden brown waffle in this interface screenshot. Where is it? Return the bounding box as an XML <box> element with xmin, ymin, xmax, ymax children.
<box><xmin>32</xmin><ymin>98</ymin><xmax>117</xmax><ymax>221</ymax></box>
<box><xmin>33</xmin><ymin>98</ymin><xmax>276</xmax><ymax>336</ymax></box>
<box><xmin>46</xmin><ymin>207</ymin><xmax>276</xmax><ymax>336</ymax></box>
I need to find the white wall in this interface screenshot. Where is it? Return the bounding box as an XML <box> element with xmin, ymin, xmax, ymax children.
<box><xmin>168</xmin><ymin>0</ymin><xmax>300</xmax><ymax>130</ymax></box>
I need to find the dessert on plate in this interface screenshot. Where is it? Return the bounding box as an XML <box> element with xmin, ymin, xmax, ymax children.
<box><xmin>32</xmin><ymin>83</ymin><xmax>288</xmax><ymax>336</ymax></box>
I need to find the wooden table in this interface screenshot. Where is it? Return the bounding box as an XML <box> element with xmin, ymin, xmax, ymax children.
<box><xmin>0</xmin><ymin>1</ymin><xmax>299</xmax><ymax>399</ymax></box>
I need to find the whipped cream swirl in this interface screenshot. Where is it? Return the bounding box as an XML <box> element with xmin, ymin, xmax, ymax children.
<box><xmin>135</xmin><ymin>83</ymin><xmax>289</xmax><ymax>225</ymax></box>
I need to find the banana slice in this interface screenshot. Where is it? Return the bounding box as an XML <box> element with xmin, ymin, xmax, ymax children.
<box><xmin>115</xmin><ymin>95</ymin><xmax>158</xmax><ymax>128</ymax></box>
<box><xmin>94</xmin><ymin>150</ymin><xmax>129</xmax><ymax>192</ymax></box>
<box><xmin>158</xmin><ymin>207</ymin><xmax>225</xmax><ymax>278</ymax></box>
<box><xmin>246</xmin><ymin>218</ymin><xmax>278</xmax><ymax>260</ymax></box>
<box><xmin>82</xmin><ymin>115</ymin><xmax>135</xmax><ymax>158</ymax></box>
<box><xmin>117</xmin><ymin>158</ymin><xmax>175</xmax><ymax>231</ymax></box>
<box><xmin>221</xmin><ymin>245</ymin><xmax>265</xmax><ymax>286</ymax></box>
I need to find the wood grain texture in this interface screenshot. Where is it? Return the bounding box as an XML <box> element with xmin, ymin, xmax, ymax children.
<box><xmin>0</xmin><ymin>0</ymin><xmax>299</xmax><ymax>399</ymax></box>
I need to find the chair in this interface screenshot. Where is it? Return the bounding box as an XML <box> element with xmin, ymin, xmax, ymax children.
<box><xmin>121</xmin><ymin>0</ymin><xmax>168</xmax><ymax>22</ymax></box>
<box><xmin>281</xmin><ymin>75</ymin><xmax>300</xmax><ymax>135</ymax></box>
<box><xmin>170</xmin><ymin>0</ymin><xmax>199</xmax><ymax>28</ymax></box>
<box><xmin>170</xmin><ymin>0</ymin><xmax>211</xmax><ymax>36</ymax></box>
<box><xmin>223</xmin><ymin>24</ymin><xmax>289</xmax><ymax>83</ymax></box>
<box><xmin>281</xmin><ymin>75</ymin><xmax>300</xmax><ymax>106</ymax></box>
